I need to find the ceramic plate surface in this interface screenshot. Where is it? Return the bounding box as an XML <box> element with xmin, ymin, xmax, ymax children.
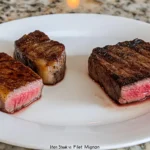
<box><xmin>0</xmin><ymin>14</ymin><xmax>150</xmax><ymax>149</ymax></box>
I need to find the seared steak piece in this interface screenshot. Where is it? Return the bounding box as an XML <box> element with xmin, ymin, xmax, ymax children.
<box><xmin>88</xmin><ymin>39</ymin><xmax>150</xmax><ymax>104</ymax></box>
<box><xmin>0</xmin><ymin>53</ymin><xmax>43</xmax><ymax>113</ymax></box>
<box><xmin>14</xmin><ymin>30</ymin><xmax>66</xmax><ymax>85</ymax></box>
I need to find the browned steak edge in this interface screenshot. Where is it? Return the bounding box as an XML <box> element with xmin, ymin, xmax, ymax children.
<box><xmin>91</xmin><ymin>39</ymin><xmax>150</xmax><ymax>86</ymax></box>
<box><xmin>88</xmin><ymin>52</ymin><xmax>121</xmax><ymax>102</ymax></box>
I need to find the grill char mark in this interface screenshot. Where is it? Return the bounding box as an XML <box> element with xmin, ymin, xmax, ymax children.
<box><xmin>118</xmin><ymin>39</ymin><xmax>150</xmax><ymax>59</ymax></box>
<box><xmin>93</xmin><ymin>48</ymin><xmax>145</xmax><ymax>79</ymax></box>
<box><xmin>92</xmin><ymin>39</ymin><xmax>150</xmax><ymax>86</ymax></box>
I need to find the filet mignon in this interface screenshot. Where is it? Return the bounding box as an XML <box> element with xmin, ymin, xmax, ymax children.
<box><xmin>88</xmin><ymin>39</ymin><xmax>150</xmax><ymax>104</ymax></box>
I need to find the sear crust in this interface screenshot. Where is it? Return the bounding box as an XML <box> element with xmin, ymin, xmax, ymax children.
<box><xmin>0</xmin><ymin>53</ymin><xmax>41</xmax><ymax>100</ymax></box>
<box><xmin>88</xmin><ymin>39</ymin><xmax>150</xmax><ymax>104</ymax></box>
<box><xmin>0</xmin><ymin>53</ymin><xmax>43</xmax><ymax>113</ymax></box>
<box><xmin>14</xmin><ymin>30</ymin><xmax>66</xmax><ymax>85</ymax></box>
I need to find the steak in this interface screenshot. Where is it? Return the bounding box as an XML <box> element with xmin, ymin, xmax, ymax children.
<box><xmin>88</xmin><ymin>39</ymin><xmax>150</xmax><ymax>104</ymax></box>
<box><xmin>0</xmin><ymin>53</ymin><xmax>43</xmax><ymax>113</ymax></box>
<box><xmin>14</xmin><ymin>30</ymin><xmax>66</xmax><ymax>85</ymax></box>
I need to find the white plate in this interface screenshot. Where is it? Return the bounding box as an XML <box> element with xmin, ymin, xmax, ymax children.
<box><xmin>0</xmin><ymin>14</ymin><xmax>150</xmax><ymax>149</ymax></box>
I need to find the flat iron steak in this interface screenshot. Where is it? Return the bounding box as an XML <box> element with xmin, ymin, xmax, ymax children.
<box><xmin>88</xmin><ymin>39</ymin><xmax>150</xmax><ymax>104</ymax></box>
<box><xmin>14</xmin><ymin>30</ymin><xmax>66</xmax><ymax>85</ymax></box>
<box><xmin>0</xmin><ymin>53</ymin><xmax>43</xmax><ymax>113</ymax></box>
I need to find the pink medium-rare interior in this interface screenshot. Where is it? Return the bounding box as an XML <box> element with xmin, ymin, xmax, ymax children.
<box><xmin>5</xmin><ymin>79</ymin><xmax>43</xmax><ymax>113</ymax></box>
<box><xmin>119</xmin><ymin>78</ymin><xmax>150</xmax><ymax>104</ymax></box>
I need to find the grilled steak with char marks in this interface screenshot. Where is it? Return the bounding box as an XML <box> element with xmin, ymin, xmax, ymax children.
<box><xmin>88</xmin><ymin>39</ymin><xmax>150</xmax><ymax>104</ymax></box>
<box><xmin>14</xmin><ymin>30</ymin><xmax>66</xmax><ymax>85</ymax></box>
<box><xmin>0</xmin><ymin>53</ymin><xmax>43</xmax><ymax>113</ymax></box>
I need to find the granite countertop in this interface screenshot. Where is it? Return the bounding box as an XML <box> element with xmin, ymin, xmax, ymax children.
<box><xmin>0</xmin><ymin>0</ymin><xmax>150</xmax><ymax>150</ymax></box>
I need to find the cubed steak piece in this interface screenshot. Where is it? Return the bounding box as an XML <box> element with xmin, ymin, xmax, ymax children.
<box><xmin>14</xmin><ymin>30</ymin><xmax>66</xmax><ymax>85</ymax></box>
<box><xmin>88</xmin><ymin>39</ymin><xmax>150</xmax><ymax>104</ymax></box>
<box><xmin>0</xmin><ymin>53</ymin><xmax>43</xmax><ymax>113</ymax></box>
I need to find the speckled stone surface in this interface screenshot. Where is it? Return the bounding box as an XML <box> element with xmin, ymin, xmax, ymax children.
<box><xmin>0</xmin><ymin>0</ymin><xmax>150</xmax><ymax>23</ymax></box>
<box><xmin>0</xmin><ymin>0</ymin><xmax>150</xmax><ymax>150</ymax></box>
